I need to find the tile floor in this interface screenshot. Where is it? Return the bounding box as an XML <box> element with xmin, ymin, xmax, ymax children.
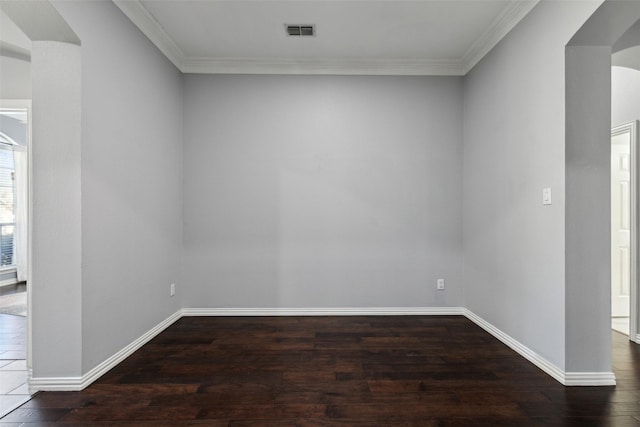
<box><xmin>0</xmin><ymin>285</ymin><xmax>30</xmax><ymax>418</ymax></box>
<box><xmin>0</xmin><ymin>358</ymin><xmax>29</xmax><ymax>418</ymax></box>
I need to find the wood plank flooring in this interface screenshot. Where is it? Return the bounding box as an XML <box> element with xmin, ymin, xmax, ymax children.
<box><xmin>2</xmin><ymin>316</ymin><xmax>640</xmax><ymax>426</ymax></box>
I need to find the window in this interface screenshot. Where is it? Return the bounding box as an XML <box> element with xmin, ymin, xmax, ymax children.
<box><xmin>0</xmin><ymin>103</ymin><xmax>29</xmax><ymax>280</ymax></box>
<box><xmin>0</xmin><ymin>142</ymin><xmax>15</xmax><ymax>267</ymax></box>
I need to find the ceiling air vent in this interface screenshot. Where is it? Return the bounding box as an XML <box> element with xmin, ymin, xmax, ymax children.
<box><xmin>286</xmin><ymin>25</ymin><xmax>315</xmax><ymax>37</ymax></box>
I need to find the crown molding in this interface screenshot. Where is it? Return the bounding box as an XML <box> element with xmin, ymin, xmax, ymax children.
<box><xmin>113</xmin><ymin>0</ymin><xmax>184</xmax><ymax>70</ymax></box>
<box><xmin>117</xmin><ymin>0</ymin><xmax>538</xmax><ymax>76</ymax></box>
<box><xmin>461</xmin><ymin>0</ymin><xmax>540</xmax><ymax>74</ymax></box>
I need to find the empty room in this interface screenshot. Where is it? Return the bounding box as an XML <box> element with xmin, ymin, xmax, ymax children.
<box><xmin>1</xmin><ymin>0</ymin><xmax>640</xmax><ymax>424</ymax></box>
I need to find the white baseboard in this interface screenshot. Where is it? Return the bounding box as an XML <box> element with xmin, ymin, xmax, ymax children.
<box><xmin>463</xmin><ymin>309</ymin><xmax>566</xmax><ymax>384</ymax></box>
<box><xmin>463</xmin><ymin>309</ymin><xmax>616</xmax><ymax>386</ymax></box>
<box><xmin>564</xmin><ymin>372</ymin><xmax>616</xmax><ymax>386</ymax></box>
<box><xmin>29</xmin><ymin>375</ymin><xmax>83</xmax><ymax>392</ymax></box>
<box><xmin>29</xmin><ymin>306</ymin><xmax>617</xmax><ymax>391</ymax></box>
<box><xmin>181</xmin><ymin>306</ymin><xmax>466</xmax><ymax>317</ymax></box>
<box><xmin>30</xmin><ymin>310</ymin><xmax>183</xmax><ymax>392</ymax></box>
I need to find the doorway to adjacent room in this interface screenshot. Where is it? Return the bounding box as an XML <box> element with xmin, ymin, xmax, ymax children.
<box><xmin>611</xmin><ymin>121</ymin><xmax>638</xmax><ymax>339</ymax></box>
<box><xmin>0</xmin><ymin>102</ymin><xmax>30</xmax><ymax>417</ymax></box>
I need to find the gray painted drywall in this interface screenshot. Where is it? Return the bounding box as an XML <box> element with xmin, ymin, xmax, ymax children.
<box><xmin>612</xmin><ymin>66</ymin><xmax>640</xmax><ymax>127</ymax></box>
<box><xmin>614</xmin><ymin>17</ymin><xmax>640</xmax><ymax>53</ymax></box>
<box><xmin>183</xmin><ymin>75</ymin><xmax>463</xmax><ymax>309</ymax></box>
<box><xmin>20</xmin><ymin>0</ymin><xmax>640</xmax><ymax>385</ymax></box>
<box><xmin>0</xmin><ymin>9</ymin><xmax>31</xmax><ymax>51</ymax></box>
<box><xmin>565</xmin><ymin>45</ymin><xmax>612</xmax><ymax>373</ymax></box>
<box><xmin>565</xmin><ymin>0</ymin><xmax>640</xmax><ymax>374</ymax></box>
<box><xmin>50</xmin><ymin>1</ymin><xmax>183</xmax><ymax>373</ymax></box>
<box><xmin>0</xmin><ymin>56</ymin><xmax>30</xmax><ymax>99</ymax></box>
<box><xmin>0</xmin><ymin>9</ymin><xmax>32</xmax><ymax>99</ymax></box>
<box><xmin>31</xmin><ymin>40</ymin><xmax>82</xmax><ymax>378</ymax></box>
<box><xmin>613</xmin><ymin>46</ymin><xmax>640</xmax><ymax>73</ymax></box>
<box><xmin>1</xmin><ymin>0</ymin><xmax>79</xmax><ymax>45</ymax></box>
<box><xmin>463</xmin><ymin>1</ymin><xmax>601</xmax><ymax>371</ymax></box>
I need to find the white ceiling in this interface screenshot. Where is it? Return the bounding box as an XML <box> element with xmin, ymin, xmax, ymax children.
<box><xmin>115</xmin><ymin>0</ymin><xmax>539</xmax><ymax>76</ymax></box>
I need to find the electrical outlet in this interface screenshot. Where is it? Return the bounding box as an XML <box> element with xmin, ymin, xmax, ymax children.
<box><xmin>437</xmin><ymin>279</ymin><xmax>445</xmax><ymax>290</ymax></box>
<box><xmin>170</xmin><ymin>283</ymin><xmax>176</xmax><ymax>297</ymax></box>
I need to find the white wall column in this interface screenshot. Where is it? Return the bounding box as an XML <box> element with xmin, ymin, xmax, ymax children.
<box><xmin>565</xmin><ymin>45</ymin><xmax>613</xmax><ymax>377</ymax></box>
<box><xmin>30</xmin><ymin>40</ymin><xmax>82</xmax><ymax>381</ymax></box>
<box><xmin>564</xmin><ymin>0</ymin><xmax>640</xmax><ymax>383</ymax></box>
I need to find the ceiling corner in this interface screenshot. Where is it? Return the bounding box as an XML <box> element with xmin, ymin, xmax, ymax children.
<box><xmin>460</xmin><ymin>0</ymin><xmax>540</xmax><ymax>74</ymax></box>
<box><xmin>114</xmin><ymin>0</ymin><xmax>185</xmax><ymax>71</ymax></box>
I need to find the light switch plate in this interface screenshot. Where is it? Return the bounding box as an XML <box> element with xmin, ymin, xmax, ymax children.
<box><xmin>543</xmin><ymin>188</ymin><xmax>552</xmax><ymax>205</ymax></box>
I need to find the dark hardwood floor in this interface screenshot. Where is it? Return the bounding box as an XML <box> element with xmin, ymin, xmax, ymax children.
<box><xmin>2</xmin><ymin>315</ymin><xmax>639</xmax><ymax>426</ymax></box>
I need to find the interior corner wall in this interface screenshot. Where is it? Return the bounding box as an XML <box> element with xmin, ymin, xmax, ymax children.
<box><xmin>50</xmin><ymin>0</ymin><xmax>184</xmax><ymax>374</ymax></box>
<box><xmin>462</xmin><ymin>0</ymin><xmax>601</xmax><ymax>371</ymax></box>
<box><xmin>182</xmin><ymin>75</ymin><xmax>463</xmax><ymax>309</ymax></box>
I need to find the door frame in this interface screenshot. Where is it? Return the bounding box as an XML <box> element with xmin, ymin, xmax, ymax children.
<box><xmin>0</xmin><ymin>98</ymin><xmax>32</xmax><ymax>376</ymax></box>
<box><xmin>612</xmin><ymin>120</ymin><xmax>639</xmax><ymax>342</ymax></box>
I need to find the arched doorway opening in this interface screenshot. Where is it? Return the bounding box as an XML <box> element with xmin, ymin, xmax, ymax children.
<box><xmin>565</xmin><ymin>2</ymin><xmax>640</xmax><ymax>379</ymax></box>
<box><xmin>0</xmin><ymin>0</ymin><xmax>82</xmax><ymax>411</ymax></box>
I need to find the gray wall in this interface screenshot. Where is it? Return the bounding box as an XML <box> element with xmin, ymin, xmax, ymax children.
<box><xmin>565</xmin><ymin>1</ymin><xmax>640</xmax><ymax>375</ymax></box>
<box><xmin>565</xmin><ymin>45</ymin><xmax>612</xmax><ymax>373</ymax></box>
<box><xmin>31</xmin><ymin>40</ymin><xmax>82</xmax><ymax>378</ymax></box>
<box><xmin>0</xmin><ymin>56</ymin><xmax>30</xmax><ymax>99</ymax></box>
<box><xmin>0</xmin><ymin>9</ymin><xmax>31</xmax><ymax>100</ymax></box>
<box><xmin>23</xmin><ymin>0</ymin><xmax>637</xmax><ymax>382</ymax></box>
<box><xmin>183</xmin><ymin>75</ymin><xmax>463</xmax><ymax>309</ymax></box>
<box><xmin>612</xmin><ymin>66</ymin><xmax>640</xmax><ymax>127</ymax></box>
<box><xmin>463</xmin><ymin>1</ymin><xmax>600</xmax><ymax>371</ymax></box>
<box><xmin>51</xmin><ymin>1</ymin><xmax>183</xmax><ymax>373</ymax></box>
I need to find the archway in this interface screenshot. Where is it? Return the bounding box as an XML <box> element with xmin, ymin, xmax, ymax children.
<box><xmin>0</xmin><ymin>0</ymin><xmax>82</xmax><ymax>391</ymax></box>
<box><xmin>565</xmin><ymin>1</ymin><xmax>640</xmax><ymax>381</ymax></box>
